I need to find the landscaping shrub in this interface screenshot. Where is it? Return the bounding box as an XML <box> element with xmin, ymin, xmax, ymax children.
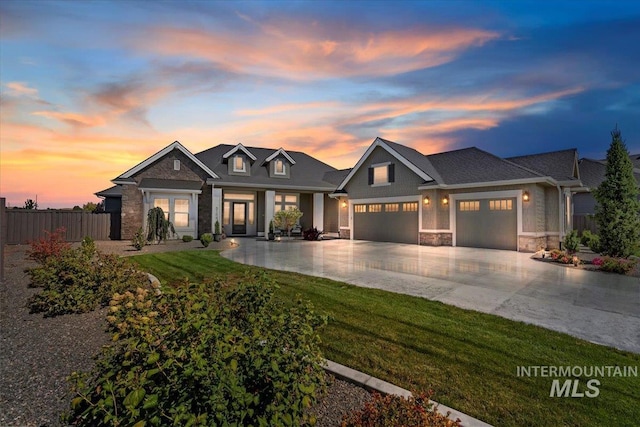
<box><xmin>563</xmin><ymin>230</ymin><xmax>580</xmax><ymax>254</ymax></box>
<box><xmin>580</xmin><ymin>230</ymin><xmax>601</xmax><ymax>253</ymax></box>
<box><xmin>64</xmin><ymin>273</ymin><xmax>327</xmax><ymax>426</ymax></box>
<box><xmin>27</xmin><ymin>237</ymin><xmax>148</xmax><ymax>317</ymax></box>
<box><xmin>341</xmin><ymin>391</ymin><xmax>461</xmax><ymax>427</ymax></box>
<box><xmin>182</xmin><ymin>235</ymin><xmax>194</xmax><ymax>242</ymax></box>
<box><xmin>598</xmin><ymin>256</ymin><xmax>637</xmax><ymax>274</ymax></box>
<box><xmin>303</xmin><ymin>227</ymin><xmax>322</xmax><ymax>241</ymax></box>
<box><xmin>27</xmin><ymin>226</ymin><xmax>71</xmax><ymax>264</ymax></box>
<box><xmin>132</xmin><ymin>227</ymin><xmax>146</xmax><ymax>251</ymax></box>
<box><xmin>146</xmin><ymin>207</ymin><xmax>175</xmax><ymax>243</ymax></box>
<box><xmin>200</xmin><ymin>232</ymin><xmax>213</xmax><ymax>247</ymax></box>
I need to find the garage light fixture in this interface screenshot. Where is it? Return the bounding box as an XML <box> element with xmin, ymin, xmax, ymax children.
<box><xmin>341</xmin><ymin>201</ymin><xmax>347</xmax><ymax>208</ymax></box>
<box><xmin>423</xmin><ymin>196</ymin><xmax>430</xmax><ymax>205</ymax></box>
<box><xmin>523</xmin><ymin>191</ymin><xmax>530</xmax><ymax>202</ymax></box>
<box><xmin>442</xmin><ymin>196</ymin><xmax>449</xmax><ymax>205</ymax></box>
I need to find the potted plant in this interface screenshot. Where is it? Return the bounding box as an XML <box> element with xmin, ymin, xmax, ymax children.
<box><xmin>268</xmin><ymin>220</ymin><xmax>275</xmax><ymax>240</ymax></box>
<box><xmin>214</xmin><ymin>220</ymin><xmax>221</xmax><ymax>242</ymax></box>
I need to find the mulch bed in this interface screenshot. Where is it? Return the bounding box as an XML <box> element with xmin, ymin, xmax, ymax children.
<box><xmin>0</xmin><ymin>243</ymin><xmax>370</xmax><ymax>426</ymax></box>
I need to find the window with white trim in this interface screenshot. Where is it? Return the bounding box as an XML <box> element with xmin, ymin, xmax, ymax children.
<box><xmin>459</xmin><ymin>201</ymin><xmax>480</xmax><ymax>211</ymax></box>
<box><xmin>489</xmin><ymin>199</ymin><xmax>513</xmax><ymax>211</ymax></box>
<box><xmin>274</xmin><ymin>159</ymin><xmax>286</xmax><ymax>175</ymax></box>
<box><xmin>153</xmin><ymin>199</ymin><xmax>169</xmax><ymax>219</ymax></box>
<box><xmin>373</xmin><ymin>165</ymin><xmax>387</xmax><ymax>184</ymax></box>
<box><xmin>173</xmin><ymin>199</ymin><xmax>190</xmax><ymax>227</ymax></box>
<box><xmin>173</xmin><ymin>160</ymin><xmax>180</xmax><ymax>171</ymax></box>
<box><xmin>233</xmin><ymin>155</ymin><xmax>246</xmax><ymax>172</ymax></box>
<box><xmin>274</xmin><ymin>193</ymin><xmax>298</xmax><ymax>212</ymax></box>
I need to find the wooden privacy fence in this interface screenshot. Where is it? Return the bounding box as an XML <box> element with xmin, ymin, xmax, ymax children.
<box><xmin>573</xmin><ymin>214</ymin><xmax>598</xmax><ymax>235</ymax></box>
<box><xmin>4</xmin><ymin>209</ymin><xmax>113</xmax><ymax>244</ymax></box>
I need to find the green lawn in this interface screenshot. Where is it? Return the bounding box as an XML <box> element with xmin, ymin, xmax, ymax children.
<box><xmin>130</xmin><ymin>250</ymin><xmax>639</xmax><ymax>427</ymax></box>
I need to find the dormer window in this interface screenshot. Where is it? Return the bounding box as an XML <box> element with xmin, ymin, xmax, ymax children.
<box><xmin>368</xmin><ymin>162</ymin><xmax>395</xmax><ymax>186</ymax></box>
<box><xmin>274</xmin><ymin>159</ymin><xmax>286</xmax><ymax>175</ymax></box>
<box><xmin>233</xmin><ymin>155</ymin><xmax>246</xmax><ymax>172</ymax></box>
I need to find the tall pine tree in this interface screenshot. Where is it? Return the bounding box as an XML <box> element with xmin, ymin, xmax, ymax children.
<box><xmin>594</xmin><ymin>127</ymin><xmax>640</xmax><ymax>257</ymax></box>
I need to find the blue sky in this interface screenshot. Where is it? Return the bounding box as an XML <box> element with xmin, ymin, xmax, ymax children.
<box><xmin>1</xmin><ymin>0</ymin><xmax>639</xmax><ymax>207</ymax></box>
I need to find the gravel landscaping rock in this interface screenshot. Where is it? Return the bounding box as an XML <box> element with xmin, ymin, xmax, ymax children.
<box><xmin>0</xmin><ymin>242</ymin><xmax>370</xmax><ymax>426</ymax></box>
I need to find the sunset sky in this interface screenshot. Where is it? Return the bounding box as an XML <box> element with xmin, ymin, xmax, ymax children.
<box><xmin>1</xmin><ymin>1</ymin><xmax>639</xmax><ymax>208</ymax></box>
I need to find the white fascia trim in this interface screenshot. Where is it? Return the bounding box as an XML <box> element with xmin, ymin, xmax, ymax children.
<box><xmin>117</xmin><ymin>141</ymin><xmax>219</xmax><ymax>179</ymax></box>
<box><xmin>556</xmin><ymin>179</ymin><xmax>583</xmax><ymax>187</ymax></box>
<box><xmin>337</xmin><ymin>138</ymin><xmax>434</xmax><ymax>191</ymax></box>
<box><xmin>349</xmin><ymin>195</ymin><xmax>420</xmax><ymax>204</ymax></box>
<box><xmin>328</xmin><ymin>193</ymin><xmax>347</xmax><ymax>198</ymax></box>
<box><xmin>418</xmin><ymin>176</ymin><xmax>555</xmax><ymax>190</ymax></box>
<box><xmin>265</xmin><ymin>148</ymin><xmax>296</xmax><ymax>164</ymax></box>
<box><xmin>449</xmin><ymin>189</ymin><xmax>524</xmax><ymax>251</ymax></box>
<box><xmin>112</xmin><ymin>179</ymin><xmax>136</xmax><ymax>185</ymax></box>
<box><xmin>222</xmin><ymin>143</ymin><xmax>257</xmax><ymax>161</ymax></box>
<box><xmin>139</xmin><ymin>188</ymin><xmax>202</xmax><ymax>194</ymax></box>
<box><xmin>217</xmin><ymin>182</ymin><xmax>335</xmax><ymax>192</ymax></box>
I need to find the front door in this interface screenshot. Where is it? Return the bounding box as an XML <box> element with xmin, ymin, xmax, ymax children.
<box><xmin>232</xmin><ymin>202</ymin><xmax>247</xmax><ymax>234</ymax></box>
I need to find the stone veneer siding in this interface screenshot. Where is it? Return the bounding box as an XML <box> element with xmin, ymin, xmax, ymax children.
<box><xmin>419</xmin><ymin>232</ymin><xmax>452</xmax><ymax>246</ymax></box>
<box><xmin>120</xmin><ymin>149</ymin><xmax>212</xmax><ymax>240</ymax></box>
<box><xmin>339</xmin><ymin>228</ymin><xmax>351</xmax><ymax>239</ymax></box>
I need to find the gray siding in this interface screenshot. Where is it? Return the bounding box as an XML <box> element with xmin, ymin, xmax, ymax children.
<box><xmin>574</xmin><ymin>193</ymin><xmax>596</xmax><ymax>215</ymax></box>
<box><xmin>324</xmin><ymin>195</ymin><xmax>338</xmax><ymax>233</ymax></box>
<box><xmin>344</xmin><ymin>147</ymin><xmax>424</xmax><ymax>199</ymax></box>
<box><xmin>299</xmin><ymin>193</ymin><xmax>313</xmax><ymax>230</ymax></box>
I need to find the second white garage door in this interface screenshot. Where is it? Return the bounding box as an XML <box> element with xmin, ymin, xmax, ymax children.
<box><xmin>353</xmin><ymin>202</ymin><xmax>419</xmax><ymax>244</ymax></box>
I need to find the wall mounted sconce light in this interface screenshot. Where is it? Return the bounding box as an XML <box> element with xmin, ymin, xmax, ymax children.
<box><xmin>442</xmin><ymin>196</ymin><xmax>449</xmax><ymax>205</ymax></box>
<box><xmin>423</xmin><ymin>196</ymin><xmax>430</xmax><ymax>205</ymax></box>
<box><xmin>523</xmin><ymin>191</ymin><xmax>530</xmax><ymax>202</ymax></box>
<box><xmin>341</xmin><ymin>201</ymin><xmax>347</xmax><ymax>208</ymax></box>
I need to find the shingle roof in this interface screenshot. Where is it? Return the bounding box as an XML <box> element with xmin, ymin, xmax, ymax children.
<box><xmin>507</xmin><ymin>149</ymin><xmax>578</xmax><ymax>181</ymax></box>
<box><xmin>379</xmin><ymin>138</ymin><xmax>442</xmax><ymax>183</ymax></box>
<box><xmin>578</xmin><ymin>158</ymin><xmax>640</xmax><ymax>189</ymax></box>
<box><xmin>323</xmin><ymin>169</ymin><xmax>351</xmax><ymax>186</ymax></box>
<box><xmin>195</xmin><ymin>145</ymin><xmax>338</xmax><ymax>190</ymax></box>
<box><xmin>425</xmin><ymin>147</ymin><xmax>544</xmax><ymax>185</ymax></box>
<box><xmin>95</xmin><ymin>185</ymin><xmax>122</xmax><ymax>197</ymax></box>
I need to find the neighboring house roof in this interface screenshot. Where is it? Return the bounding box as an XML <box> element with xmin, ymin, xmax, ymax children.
<box><xmin>114</xmin><ymin>141</ymin><xmax>219</xmax><ymax>181</ymax></box>
<box><xmin>323</xmin><ymin>169</ymin><xmax>352</xmax><ymax>186</ymax></box>
<box><xmin>507</xmin><ymin>149</ymin><xmax>579</xmax><ymax>182</ymax></box>
<box><xmin>138</xmin><ymin>179</ymin><xmax>203</xmax><ymax>191</ymax></box>
<box><xmin>195</xmin><ymin>144</ymin><xmax>338</xmax><ymax>190</ymax></box>
<box><xmin>578</xmin><ymin>158</ymin><xmax>640</xmax><ymax>189</ymax></box>
<box><xmin>630</xmin><ymin>153</ymin><xmax>640</xmax><ymax>169</ymax></box>
<box><xmin>95</xmin><ymin>185</ymin><xmax>122</xmax><ymax>198</ymax></box>
<box><xmin>424</xmin><ymin>147</ymin><xmax>545</xmax><ymax>186</ymax></box>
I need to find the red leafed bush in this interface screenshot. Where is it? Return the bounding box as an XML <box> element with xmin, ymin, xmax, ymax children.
<box><xmin>27</xmin><ymin>227</ymin><xmax>71</xmax><ymax>263</ymax></box>
<box><xmin>341</xmin><ymin>391</ymin><xmax>462</xmax><ymax>427</ymax></box>
<box><xmin>592</xmin><ymin>257</ymin><xmax>604</xmax><ymax>266</ymax></box>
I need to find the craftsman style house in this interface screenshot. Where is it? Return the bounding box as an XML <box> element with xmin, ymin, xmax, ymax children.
<box><xmin>98</xmin><ymin>137</ymin><xmax>590</xmax><ymax>252</ymax></box>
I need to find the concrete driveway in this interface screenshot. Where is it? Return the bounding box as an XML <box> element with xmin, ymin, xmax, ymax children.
<box><xmin>222</xmin><ymin>239</ymin><xmax>640</xmax><ymax>354</ymax></box>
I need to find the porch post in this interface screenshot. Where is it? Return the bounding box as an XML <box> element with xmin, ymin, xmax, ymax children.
<box><xmin>313</xmin><ymin>193</ymin><xmax>324</xmax><ymax>230</ymax></box>
<box><xmin>265</xmin><ymin>190</ymin><xmax>275</xmax><ymax>237</ymax></box>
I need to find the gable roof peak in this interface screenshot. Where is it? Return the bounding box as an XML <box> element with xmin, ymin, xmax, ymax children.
<box><xmin>222</xmin><ymin>143</ymin><xmax>258</xmax><ymax>161</ymax></box>
<box><xmin>115</xmin><ymin>140</ymin><xmax>219</xmax><ymax>181</ymax></box>
<box><xmin>264</xmin><ymin>147</ymin><xmax>296</xmax><ymax>165</ymax></box>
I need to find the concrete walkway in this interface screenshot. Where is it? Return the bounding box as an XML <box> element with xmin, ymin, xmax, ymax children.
<box><xmin>223</xmin><ymin>239</ymin><xmax>640</xmax><ymax>354</ymax></box>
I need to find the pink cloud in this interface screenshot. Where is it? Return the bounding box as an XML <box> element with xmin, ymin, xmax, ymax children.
<box><xmin>131</xmin><ymin>23</ymin><xmax>499</xmax><ymax>79</ymax></box>
<box><xmin>5</xmin><ymin>81</ymin><xmax>38</xmax><ymax>96</ymax></box>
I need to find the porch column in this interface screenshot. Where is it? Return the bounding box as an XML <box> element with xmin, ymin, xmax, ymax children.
<box><xmin>212</xmin><ymin>187</ymin><xmax>222</xmax><ymax>233</ymax></box>
<box><xmin>265</xmin><ymin>190</ymin><xmax>275</xmax><ymax>235</ymax></box>
<box><xmin>313</xmin><ymin>193</ymin><xmax>324</xmax><ymax>230</ymax></box>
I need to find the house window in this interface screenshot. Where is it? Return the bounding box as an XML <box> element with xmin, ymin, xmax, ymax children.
<box><xmin>153</xmin><ymin>198</ymin><xmax>170</xmax><ymax>219</ymax></box>
<box><xmin>369</xmin><ymin>163</ymin><xmax>395</xmax><ymax>186</ymax></box>
<box><xmin>275</xmin><ymin>193</ymin><xmax>298</xmax><ymax>212</ymax></box>
<box><xmin>489</xmin><ymin>199</ymin><xmax>512</xmax><ymax>211</ymax></box>
<box><xmin>174</xmin><ymin>199</ymin><xmax>189</xmax><ymax>227</ymax></box>
<box><xmin>385</xmin><ymin>203</ymin><xmax>399</xmax><ymax>212</ymax></box>
<box><xmin>460</xmin><ymin>201</ymin><xmax>480</xmax><ymax>211</ymax></box>
<box><xmin>233</xmin><ymin>155</ymin><xmax>246</xmax><ymax>172</ymax></box>
<box><xmin>403</xmin><ymin>202</ymin><xmax>418</xmax><ymax>212</ymax></box>
<box><xmin>368</xmin><ymin>204</ymin><xmax>382</xmax><ymax>213</ymax></box>
<box><xmin>274</xmin><ymin>159</ymin><xmax>286</xmax><ymax>175</ymax></box>
<box><xmin>355</xmin><ymin>205</ymin><xmax>366</xmax><ymax>213</ymax></box>
<box><xmin>173</xmin><ymin>160</ymin><xmax>180</xmax><ymax>171</ymax></box>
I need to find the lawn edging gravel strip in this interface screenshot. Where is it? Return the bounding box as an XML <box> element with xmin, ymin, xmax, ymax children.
<box><xmin>324</xmin><ymin>359</ymin><xmax>492</xmax><ymax>427</ymax></box>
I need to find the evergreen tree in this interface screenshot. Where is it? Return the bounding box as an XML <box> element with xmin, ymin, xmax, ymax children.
<box><xmin>594</xmin><ymin>127</ymin><xmax>640</xmax><ymax>257</ymax></box>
